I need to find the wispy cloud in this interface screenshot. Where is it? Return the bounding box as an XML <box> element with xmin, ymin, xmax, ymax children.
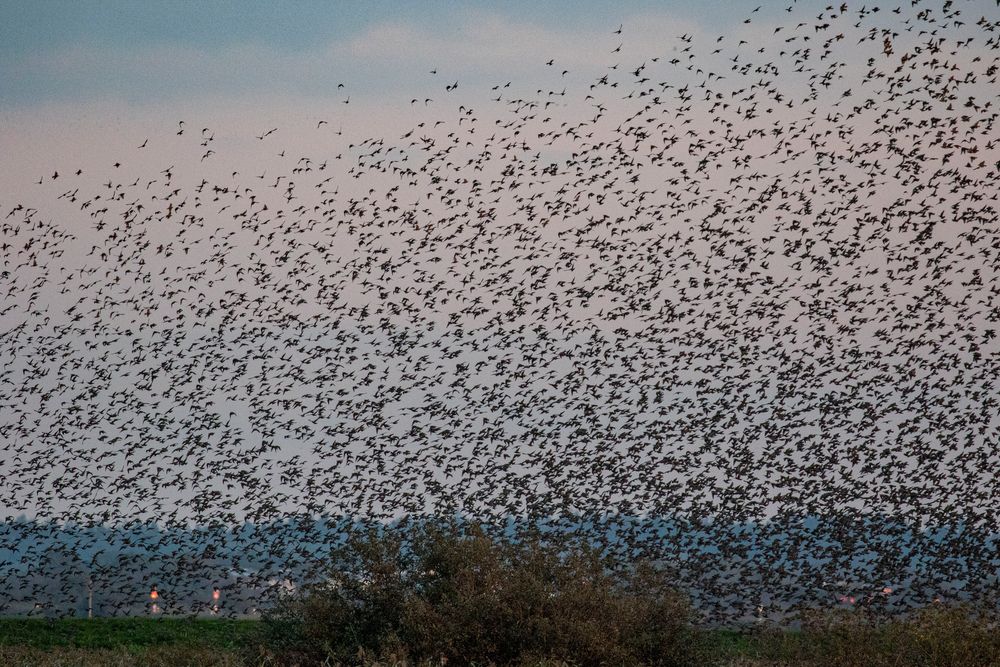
<box><xmin>2</xmin><ymin>11</ymin><xmax>711</xmax><ymax>107</ymax></box>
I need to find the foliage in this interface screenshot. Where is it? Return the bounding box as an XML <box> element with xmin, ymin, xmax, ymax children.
<box><xmin>735</xmin><ymin>603</ymin><xmax>1000</xmax><ymax>667</ymax></box>
<box><xmin>261</xmin><ymin>523</ymin><xmax>700</xmax><ymax>666</ymax></box>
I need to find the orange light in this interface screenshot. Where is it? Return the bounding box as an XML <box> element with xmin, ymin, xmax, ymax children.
<box><xmin>212</xmin><ymin>588</ymin><xmax>220</xmax><ymax>600</ymax></box>
<box><xmin>150</xmin><ymin>588</ymin><xmax>159</xmax><ymax>600</ymax></box>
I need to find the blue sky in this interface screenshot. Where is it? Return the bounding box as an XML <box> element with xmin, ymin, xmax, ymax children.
<box><xmin>0</xmin><ymin>0</ymin><xmax>777</xmax><ymax>107</ymax></box>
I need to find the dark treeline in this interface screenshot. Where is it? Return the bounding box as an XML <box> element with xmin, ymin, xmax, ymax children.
<box><xmin>2</xmin><ymin>512</ymin><xmax>997</xmax><ymax>625</ymax></box>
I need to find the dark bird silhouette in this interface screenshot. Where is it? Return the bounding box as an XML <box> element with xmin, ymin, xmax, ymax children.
<box><xmin>1</xmin><ymin>0</ymin><xmax>997</xmax><ymax>625</ymax></box>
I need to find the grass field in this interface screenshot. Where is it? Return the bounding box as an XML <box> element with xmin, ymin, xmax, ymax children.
<box><xmin>0</xmin><ymin>618</ymin><xmax>813</xmax><ymax>666</ymax></box>
<box><xmin>0</xmin><ymin>617</ymin><xmax>261</xmax><ymax>650</ymax></box>
<box><xmin>0</xmin><ymin>616</ymin><xmax>997</xmax><ymax>666</ymax></box>
<box><xmin>0</xmin><ymin>618</ymin><xmax>258</xmax><ymax>665</ymax></box>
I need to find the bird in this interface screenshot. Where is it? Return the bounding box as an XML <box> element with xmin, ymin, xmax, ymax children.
<box><xmin>0</xmin><ymin>0</ymin><xmax>996</xmax><ymax>626</ymax></box>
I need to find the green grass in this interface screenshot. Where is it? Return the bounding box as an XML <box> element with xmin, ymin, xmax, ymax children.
<box><xmin>701</xmin><ymin>628</ymin><xmax>814</xmax><ymax>664</ymax></box>
<box><xmin>2</xmin><ymin>616</ymin><xmax>999</xmax><ymax>666</ymax></box>
<box><xmin>0</xmin><ymin>619</ymin><xmax>801</xmax><ymax>664</ymax></box>
<box><xmin>0</xmin><ymin>617</ymin><xmax>261</xmax><ymax>650</ymax></box>
<box><xmin>0</xmin><ymin>644</ymin><xmax>247</xmax><ymax>666</ymax></box>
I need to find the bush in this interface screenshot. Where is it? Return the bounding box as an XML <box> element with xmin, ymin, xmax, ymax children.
<box><xmin>260</xmin><ymin>523</ymin><xmax>700</xmax><ymax>666</ymax></box>
<box><xmin>789</xmin><ymin>602</ymin><xmax>1000</xmax><ymax>667</ymax></box>
<box><xmin>894</xmin><ymin>603</ymin><xmax>1000</xmax><ymax>667</ymax></box>
<box><xmin>796</xmin><ymin>606</ymin><xmax>889</xmax><ymax>666</ymax></box>
<box><xmin>259</xmin><ymin>527</ymin><xmax>410</xmax><ymax>665</ymax></box>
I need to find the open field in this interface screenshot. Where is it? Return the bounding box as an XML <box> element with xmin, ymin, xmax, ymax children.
<box><xmin>0</xmin><ymin>619</ymin><xmax>255</xmax><ymax>665</ymax></box>
<box><xmin>1</xmin><ymin>618</ymin><xmax>997</xmax><ymax>666</ymax></box>
<box><xmin>0</xmin><ymin>617</ymin><xmax>260</xmax><ymax>650</ymax></box>
<box><xmin>0</xmin><ymin>619</ymin><xmax>778</xmax><ymax>665</ymax></box>
<box><xmin>0</xmin><ymin>644</ymin><xmax>245</xmax><ymax>667</ymax></box>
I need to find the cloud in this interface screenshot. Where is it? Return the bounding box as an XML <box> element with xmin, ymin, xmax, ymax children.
<box><xmin>341</xmin><ymin>15</ymin><xmax>597</xmax><ymax>68</ymax></box>
<box><xmin>340</xmin><ymin>10</ymin><xmax>709</xmax><ymax>73</ymax></box>
<box><xmin>2</xmin><ymin>10</ymin><xmax>712</xmax><ymax>109</ymax></box>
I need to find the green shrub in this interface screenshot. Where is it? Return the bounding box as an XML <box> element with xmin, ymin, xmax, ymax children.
<box><xmin>260</xmin><ymin>523</ymin><xmax>699</xmax><ymax>666</ymax></box>
<box><xmin>790</xmin><ymin>602</ymin><xmax>1000</xmax><ymax>667</ymax></box>
<box><xmin>895</xmin><ymin>603</ymin><xmax>1000</xmax><ymax>667</ymax></box>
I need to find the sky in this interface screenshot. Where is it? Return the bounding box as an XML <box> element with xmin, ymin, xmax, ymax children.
<box><xmin>0</xmin><ymin>1</ymin><xmax>767</xmax><ymax>106</ymax></box>
<box><xmin>0</xmin><ymin>0</ymin><xmax>811</xmax><ymax>230</ymax></box>
<box><xmin>1</xmin><ymin>0</ymin><xmax>999</xmax><ymax>530</ymax></box>
<box><xmin>1</xmin><ymin>0</ymin><xmax>999</xmax><ymax>621</ymax></box>
<box><xmin>0</xmin><ymin>0</ymin><xmax>943</xmax><ymax>197</ymax></box>
<box><xmin>0</xmin><ymin>1</ymin><xmax>725</xmax><ymax>190</ymax></box>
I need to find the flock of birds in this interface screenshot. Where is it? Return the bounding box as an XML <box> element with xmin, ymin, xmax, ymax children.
<box><xmin>2</xmin><ymin>0</ymin><xmax>999</xmax><ymax>623</ymax></box>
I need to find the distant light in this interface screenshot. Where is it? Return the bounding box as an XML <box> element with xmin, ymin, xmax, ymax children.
<box><xmin>150</xmin><ymin>587</ymin><xmax>159</xmax><ymax>600</ymax></box>
<box><xmin>212</xmin><ymin>587</ymin><xmax>220</xmax><ymax>600</ymax></box>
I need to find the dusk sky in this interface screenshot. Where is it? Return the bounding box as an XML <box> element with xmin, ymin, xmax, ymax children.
<box><xmin>2</xmin><ymin>0</ymin><xmax>1000</xmax><ymax>624</ymax></box>
<box><xmin>1</xmin><ymin>0</ymin><xmax>998</xmax><ymax>530</ymax></box>
<box><xmin>2</xmin><ymin>0</ymin><xmax>856</xmax><ymax>191</ymax></box>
